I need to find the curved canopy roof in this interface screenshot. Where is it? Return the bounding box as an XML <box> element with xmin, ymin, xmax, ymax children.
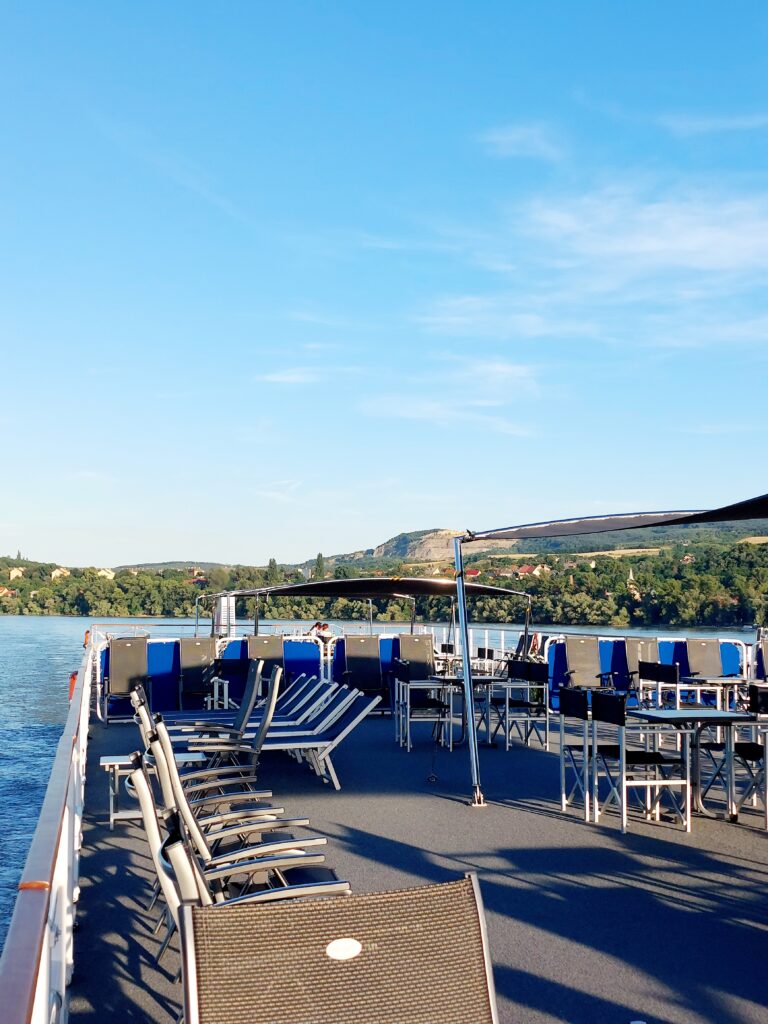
<box><xmin>203</xmin><ymin>576</ymin><xmax>527</xmax><ymax>602</ymax></box>
<box><xmin>469</xmin><ymin>492</ymin><xmax>768</xmax><ymax>543</ymax></box>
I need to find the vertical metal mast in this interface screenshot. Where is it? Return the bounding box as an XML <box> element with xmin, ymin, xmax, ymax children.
<box><xmin>454</xmin><ymin>536</ymin><xmax>485</xmax><ymax>807</ymax></box>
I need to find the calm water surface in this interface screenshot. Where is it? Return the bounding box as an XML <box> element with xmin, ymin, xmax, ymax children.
<box><xmin>0</xmin><ymin>614</ymin><xmax>753</xmax><ymax>951</ymax></box>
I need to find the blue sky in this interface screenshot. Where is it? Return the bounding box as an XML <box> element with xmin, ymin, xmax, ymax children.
<box><xmin>2</xmin><ymin>2</ymin><xmax>768</xmax><ymax>566</ymax></box>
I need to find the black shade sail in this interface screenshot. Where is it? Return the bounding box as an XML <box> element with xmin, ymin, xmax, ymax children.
<box><xmin>203</xmin><ymin>577</ymin><xmax>526</xmax><ymax>602</ymax></box>
<box><xmin>470</xmin><ymin>492</ymin><xmax>768</xmax><ymax>543</ymax></box>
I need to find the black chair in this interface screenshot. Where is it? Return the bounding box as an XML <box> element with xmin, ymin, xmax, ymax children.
<box><xmin>591</xmin><ymin>691</ymin><xmax>689</xmax><ymax>833</ymax></box>
<box><xmin>637</xmin><ymin>659</ymin><xmax>679</xmax><ymax>708</ymax></box>
<box><xmin>697</xmin><ymin>684</ymin><xmax>766</xmax><ymax>826</ymax></box>
<box><xmin>394</xmin><ymin>653</ymin><xmax>451</xmax><ymax>752</ymax></box>
<box><xmin>558</xmin><ymin>687</ymin><xmax>615</xmax><ymax>822</ymax></box>
<box><xmin>495</xmin><ymin>659</ymin><xmax>550</xmax><ymax>749</ymax></box>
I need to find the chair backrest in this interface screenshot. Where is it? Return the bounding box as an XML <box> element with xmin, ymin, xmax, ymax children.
<box><xmin>624</xmin><ymin>637</ymin><xmax>659</xmax><ymax>678</ymax></box>
<box><xmin>397</xmin><ymin>634</ymin><xmax>436</xmax><ymax>678</ymax></box>
<box><xmin>132</xmin><ymin>692</ymin><xmax>155</xmax><ymax>749</ymax></box>
<box><xmin>179</xmin><ymin>637</ymin><xmax>218</xmax><ymax>704</ymax></box>
<box><xmin>756</xmin><ymin>639</ymin><xmax>768</xmax><ymax>681</ymax></box>
<box><xmin>129</xmin><ymin>753</ymin><xmax>183</xmax><ymax>925</ymax></box>
<box><xmin>151</xmin><ymin>722</ymin><xmax>213</xmax><ymax>860</ymax></box>
<box><xmin>637</xmin><ymin>659</ymin><xmax>679</xmax><ymax>685</ymax></box>
<box><xmin>748</xmin><ymin>684</ymin><xmax>768</xmax><ymax>715</ymax></box>
<box><xmin>558</xmin><ymin>686</ymin><xmax>589</xmax><ymax>721</ymax></box>
<box><xmin>591</xmin><ymin>690</ymin><xmax>627</xmax><ymax>727</ymax></box>
<box><xmin>106</xmin><ymin>637</ymin><xmax>149</xmax><ymax>696</ymax></box>
<box><xmin>507</xmin><ymin>658</ymin><xmax>528</xmax><ymax>681</ymax></box>
<box><xmin>247</xmin><ymin>666</ymin><xmax>282</xmax><ymax>765</ymax></box>
<box><xmin>247</xmin><ymin>635</ymin><xmax>285</xmax><ymax>691</ymax></box>
<box><xmin>180</xmin><ymin>873</ymin><xmax>498</xmax><ymax>1024</ymax></box>
<box><xmin>686</xmin><ymin>638</ymin><xmax>723</xmax><ymax>677</ymax></box>
<box><xmin>230</xmin><ymin>659</ymin><xmax>264</xmax><ymax>734</ymax></box>
<box><xmin>343</xmin><ymin>635</ymin><xmax>383</xmax><ymax>691</ymax></box>
<box><xmin>563</xmin><ymin>636</ymin><xmax>603</xmax><ymax>689</ymax></box>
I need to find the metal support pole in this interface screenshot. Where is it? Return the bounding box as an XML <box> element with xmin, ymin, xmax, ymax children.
<box><xmin>254</xmin><ymin>596</ymin><xmax>259</xmax><ymax>636</ymax></box>
<box><xmin>368</xmin><ymin>599</ymin><xmax>374</xmax><ymax>635</ymax></box>
<box><xmin>410</xmin><ymin>598</ymin><xmax>416</xmax><ymax>634</ymax></box>
<box><xmin>194</xmin><ymin>598</ymin><xmax>199</xmax><ymax>637</ymax></box>
<box><xmin>454</xmin><ymin>537</ymin><xmax>485</xmax><ymax>807</ymax></box>
<box><xmin>522</xmin><ymin>595</ymin><xmax>532</xmax><ymax>658</ymax></box>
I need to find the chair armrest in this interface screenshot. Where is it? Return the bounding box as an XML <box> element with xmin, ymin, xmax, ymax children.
<box><xmin>218</xmin><ymin>879</ymin><xmax>351</xmax><ymax>906</ymax></box>
<box><xmin>180</xmin><ymin>765</ymin><xmax>269</xmax><ymax>785</ymax></box>
<box><xmin>197</xmin><ymin>808</ymin><xmax>284</xmax><ymax>829</ymax></box>
<box><xmin>206</xmin><ymin>836</ymin><xmax>327</xmax><ymax>869</ymax></box>
<box><xmin>203</xmin><ymin>851</ymin><xmax>326</xmax><ymax>882</ymax></box>
<box><xmin>188</xmin><ymin>791</ymin><xmax>279</xmax><ymax>811</ymax></box>
<box><xmin>205</xmin><ymin>815</ymin><xmax>310</xmax><ymax>841</ymax></box>
<box><xmin>182</xmin><ymin>777</ymin><xmax>267</xmax><ymax>796</ymax></box>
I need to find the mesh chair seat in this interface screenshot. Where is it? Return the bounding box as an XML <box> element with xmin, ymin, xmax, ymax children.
<box><xmin>504</xmin><ymin>697</ymin><xmax>542</xmax><ymax>710</ymax></box>
<box><xmin>182</xmin><ymin>875</ymin><xmax>497</xmax><ymax>1024</ymax></box>
<box><xmin>565</xmin><ymin>742</ymin><xmax>621</xmax><ymax>760</ymax></box>
<box><xmin>701</xmin><ymin>740</ymin><xmax>765</xmax><ymax>762</ymax></box>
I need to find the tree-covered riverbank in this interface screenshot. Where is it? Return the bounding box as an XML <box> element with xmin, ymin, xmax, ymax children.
<box><xmin>2</xmin><ymin>540</ymin><xmax>767</xmax><ymax>628</ymax></box>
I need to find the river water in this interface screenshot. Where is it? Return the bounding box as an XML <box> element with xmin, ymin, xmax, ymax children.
<box><xmin>0</xmin><ymin>614</ymin><xmax>755</xmax><ymax>951</ymax></box>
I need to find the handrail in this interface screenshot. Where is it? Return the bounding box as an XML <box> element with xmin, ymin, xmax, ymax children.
<box><xmin>0</xmin><ymin>644</ymin><xmax>93</xmax><ymax>1024</ymax></box>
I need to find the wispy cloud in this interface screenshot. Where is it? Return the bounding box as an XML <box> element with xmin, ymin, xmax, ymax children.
<box><xmin>655</xmin><ymin>112</ymin><xmax>768</xmax><ymax>137</ymax></box>
<box><xmin>255</xmin><ymin>364</ymin><xmax>365</xmax><ymax>385</ymax></box>
<box><xmin>252</xmin><ymin>479</ymin><xmax>302</xmax><ymax>503</ymax></box>
<box><xmin>574</xmin><ymin>91</ymin><xmax>768</xmax><ymax>139</ymax></box>
<box><xmin>358</xmin><ymin>395</ymin><xmax>531</xmax><ymax>436</ymax></box>
<box><xmin>412</xmin><ymin>178</ymin><xmax>768</xmax><ymax>351</ymax></box>
<box><xmin>417</xmin><ymin>295</ymin><xmax>594</xmax><ymax>340</ymax></box>
<box><xmin>255</xmin><ymin>369</ymin><xmax>322</xmax><ymax>384</ymax></box>
<box><xmin>477</xmin><ymin>123</ymin><xmax>563</xmax><ymax>161</ymax></box>
<box><xmin>95</xmin><ymin>117</ymin><xmax>242</xmax><ymax>220</ymax></box>
<box><xmin>522</xmin><ymin>186</ymin><xmax>768</xmax><ymax>273</ymax></box>
<box><xmin>682</xmin><ymin>422</ymin><xmax>751</xmax><ymax>436</ymax></box>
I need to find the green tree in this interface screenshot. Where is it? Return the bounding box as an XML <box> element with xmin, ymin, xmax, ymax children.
<box><xmin>314</xmin><ymin>553</ymin><xmax>325</xmax><ymax>580</ymax></box>
<box><xmin>266</xmin><ymin>558</ymin><xmax>281</xmax><ymax>584</ymax></box>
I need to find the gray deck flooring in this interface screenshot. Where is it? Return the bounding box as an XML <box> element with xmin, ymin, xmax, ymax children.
<box><xmin>69</xmin><ymin>715</ymin><xmax>767</xmax><ymax>1024</ymax></box>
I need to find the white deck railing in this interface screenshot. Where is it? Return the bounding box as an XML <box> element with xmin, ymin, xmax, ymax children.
<box><xmin>0</xmin><ymin>643</ymin><xmax>93</xmax><ymax>1024</ymax></box>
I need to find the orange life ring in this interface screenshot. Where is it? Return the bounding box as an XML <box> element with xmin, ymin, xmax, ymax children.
<box><xmin>68</xmin><ymin>671</ymin><xmax>78</xmax><ymax>700</ymax></box>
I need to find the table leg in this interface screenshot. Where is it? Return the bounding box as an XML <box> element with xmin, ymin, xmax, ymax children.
<box><xmin>725</xmin><ymin>725</ymin><xmax>737</xmax><ymax>821</ymax></box>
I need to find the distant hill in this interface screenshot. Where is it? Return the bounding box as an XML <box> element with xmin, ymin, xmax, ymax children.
<box><xmin>11</xmin><ymin>518</ymin><xmax>768</xmax><ymax>576</ymax></box>
<box><xmin>114</xmin><ymin>560</ymin><xmax>233</xmax><ymax>572</ymax></box>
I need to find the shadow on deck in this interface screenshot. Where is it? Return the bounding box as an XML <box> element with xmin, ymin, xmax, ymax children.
<box><xmin>69</xmin><ymin>716</ymin><xmax>767</xmax><ymax>1024</ymax></box>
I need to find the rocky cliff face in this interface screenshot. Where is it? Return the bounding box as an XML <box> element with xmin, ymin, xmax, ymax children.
<box><xmin>372</xmin><ymin>529</ymin><xmax>520</xmax><ymax>562</ymax></box>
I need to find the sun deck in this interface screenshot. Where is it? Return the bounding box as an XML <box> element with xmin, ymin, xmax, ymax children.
<box><xmin>68</xmin><ymin>714</ymin><xmax>766</xmax><ymax>1024</ymax></box>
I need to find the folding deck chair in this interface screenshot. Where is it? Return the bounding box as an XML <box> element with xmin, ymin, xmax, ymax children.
<box><xmin>563</xmin><ymin>636</ymin><xmax>613</xmax><ymax>688</ymax></box>
<box><xmin>624</xmin><ymin>636</ymin><xmax>659</xmax><ymax>696</ymax></box>
<box><xmin>260</xmin><ymin>693</ymin><xmax>381</xmax><ymax>789</ymax></box>
<box><xmin>179</xmin><ymin>873</ymin><xmax>499</xmax><ymax>1024</ymax></box>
